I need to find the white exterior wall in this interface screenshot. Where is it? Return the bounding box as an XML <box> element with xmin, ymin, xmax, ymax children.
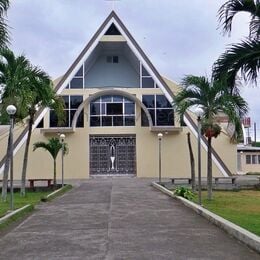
<box><xmin>84</xmin><ymin>55</ymin><xmax>139</xmax><ymax>88</ymax></box>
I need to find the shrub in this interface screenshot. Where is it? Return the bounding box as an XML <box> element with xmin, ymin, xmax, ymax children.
<box><xmin>174</xmin><ymin>186</ymin><xmax>195</xmax><ymax>201</ymax></box>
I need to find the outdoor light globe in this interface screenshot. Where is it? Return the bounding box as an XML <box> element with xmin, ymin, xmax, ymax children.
<box><xmin>194</xmin><ymin>107</ymin><xmax>203</xmax><ymax>118</ymax></box>
<box><xmin>158</xmin><ymin>133</ymin><xmax>163</xmax><ymax>139</ymax></box>
<box><xmin>6</xmin><ymin>105</ymin><xmax>16</xmax><ymax>115</ymax></box>
<box><xmin>60</xmin><ymin>134</ymin><xmax>65</xmax><ymax>142</ymax></box>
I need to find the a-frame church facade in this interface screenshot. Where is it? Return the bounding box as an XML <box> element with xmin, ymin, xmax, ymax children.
<box><xmin>0</xmin><ymin>11</ymin><xmax>237</xmax><ymax>180</ymax></box>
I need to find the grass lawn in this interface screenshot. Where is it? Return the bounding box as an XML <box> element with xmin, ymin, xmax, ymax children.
<box><xmin>0</xmin><ymin>191</ymin><xmax>50</xmax><ymax>218</ymax></box>
<box><xmin>193</xmin><ymin>190</ymin><xmax>260</xmax><ymax>236</ymax></box>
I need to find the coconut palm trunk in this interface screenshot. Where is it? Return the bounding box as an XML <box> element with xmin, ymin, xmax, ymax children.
<box><xmin>207</xmin><ymin>136</ymin><xmax>213</xmax><ymax>200</ymax></box>
<box><xmin>173</xmin><ymin>75</ymin><xmax>248</xmax><ymax>202</ymax></box>
<box><xmin>187</xmin><ymin>133</ymin><xmax>195</xmax><ymax>191</ymax></box>
<box><xmin>1</xmin><ymin>133</ymin><xmax>10</xmax><ymax>201</ymax></box>
<box><xmin>20</xmin><ymin>113</ymin><xmax>34</xmax><ymax>196</ymax></box>
<box><xmin>53</xmin><ymin>159</ymin><xmax>57</xmax><ymax>187</ymax></box>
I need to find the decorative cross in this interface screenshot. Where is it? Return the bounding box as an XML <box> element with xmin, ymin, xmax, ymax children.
<box><xmin>105</xmin><ymin>0</ymin><xmax>121</xmax><ymax>10</ymax></box>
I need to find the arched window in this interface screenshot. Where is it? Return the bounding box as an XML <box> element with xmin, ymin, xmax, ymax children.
<box><xmin>90</xmin><ymin>95</ymin><xmax>135</xmax><ymax>127</ymax></box>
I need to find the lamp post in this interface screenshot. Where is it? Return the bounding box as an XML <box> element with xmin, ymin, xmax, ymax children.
<box><xmin>158</xmin><ymin>133</ymin><xmax>163</xmax><ymax>183</ymax></box>
<box><xmin>60</xmin><ymin>134</ymin><xmax>65</xmax><ymax>187</ymax></box>
<box><xmin>6</xmin><ymin>105</ymin><xmax>16</xmax><ymax>211</ymax></box>
<box><xmin>195</xmin><ymin>108</ymin><xmax>203</xmax><ymax>205</ymax></box>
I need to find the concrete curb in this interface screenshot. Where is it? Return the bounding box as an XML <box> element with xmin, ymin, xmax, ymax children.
<box><xmin>46</xmin><ymin>187</ymin><xmax>64</xmax><ymax>199</ymax></box>
<box><xmin>152</xmin><ymin>182</ymin><xmax>260</xmax><ymax>253</ymax></box>
<box><xmin>41</xmin><ymin>185</ymin><xmax>73</xmax><ymax>202</ymax></box>
<box><xmin>0</xmin><ymin>204</ymin><xmax>32</xmax><ymax>225</ymax></box>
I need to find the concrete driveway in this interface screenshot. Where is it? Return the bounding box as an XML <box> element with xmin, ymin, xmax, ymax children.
<box><xmin>0</xmin><ymin>178</ymin><xmax>259</xmax><ymax>259</ymax></box>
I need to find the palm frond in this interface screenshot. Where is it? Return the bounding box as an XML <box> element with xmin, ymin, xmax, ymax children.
<box><xmin>212</xmin><ymin>39</ymin><xmax>260</xmax><ymax>89</ymax></box>
<box><xmin>218</xmin><ymin>0</ymin><xmax>260</xmax><ymax>38</ymax></box>
<box><xmin>174</xmin><ymin>75</ymin><xmax>248</xmax><ymax>142</ymax></box>
<box><xmin>0</xmin><ymin>0</ymin><xmax>10</xmax><ymax>47</ymax></box>
<box><xmin>0</xmin><ymin>0</ymin><xmax>9</xmax><ymax>15</ymax></box>
<box><xmin>33</xmin><ymin>138</ymin><xmax>65</xmax><ymax>160</ymax></box>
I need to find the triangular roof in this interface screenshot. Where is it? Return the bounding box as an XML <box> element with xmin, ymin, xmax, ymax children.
<box><xmin>54</xmin><ymin>11</ymin><xmax>173</xmax><ymax>101</ymax></box>
<box><xmin>0</xmin><ymin>11</ymin><xmax>232</xmax><ymax>176</ymax></box>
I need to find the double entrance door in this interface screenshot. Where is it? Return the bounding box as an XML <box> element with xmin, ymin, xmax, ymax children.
<box><xmin>89</xmin><ymin>135</ymin><xmax>136</xmax><ymax>175</ymax></box>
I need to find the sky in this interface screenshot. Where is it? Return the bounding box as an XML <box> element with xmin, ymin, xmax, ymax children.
<box><xmin>7</xmin><ymin>0</ymin><xmax>259</xmax><ymax>140</ymax></box>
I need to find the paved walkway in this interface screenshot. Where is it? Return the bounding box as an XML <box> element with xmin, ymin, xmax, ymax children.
<box><xmin>0</xmin><ymin>178</ymin><xmax>259</xmax><ymax>259</ymax></box>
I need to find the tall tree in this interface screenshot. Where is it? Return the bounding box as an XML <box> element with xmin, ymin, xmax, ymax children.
<box><xmin>0</xmin><ymin>0</ymin><xmax>10</xmax><ymax>48</ymax></box>
<box><xmin>0</xmin><ymin>48</ymin><xmax>31</xmax><ymax>201</ymax></box>
<box><xmin>33</xmin><ymin>138</ymin><xmax>68</xmax><ymax>187</ymax></box>
<box><xmin>174</xmin><ymin>75</ymin><xmax>248</xmax><ymax>200</ymax></box>
<box><xmin>187</xmin><ymin>132</ymin><xmax>195</xmax><ymax>192</ymax></box>
<box><xmin>19</xmin><ymin>68</ymin><xmax>65</xmax><ymax>197</ymax></box>
<box><xmin>0</xmin><ymin>48</ymin><xmax>65</xmax><ymax>197</ymax></box>
<box><xmin>213</xmin><ymin>0</ymin><xmax>260</xmax><ymax>91</ymax></box>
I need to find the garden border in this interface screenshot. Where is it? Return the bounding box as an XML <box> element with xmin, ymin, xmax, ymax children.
<box><xmin>41</xmin><ymin>184</ymin><xmax>73</xmax><ymax>202</ymax></box>
<box><xmin>0</xmin><ymin>204</ymin><xmax>32</xmax><ymax>225</ymax></box>
<box><xmin>152</xmin><ymin>182</ymin><xmax>260</xmax><ymax>253</ymax></box>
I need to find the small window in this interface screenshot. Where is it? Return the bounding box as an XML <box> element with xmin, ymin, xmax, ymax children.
<box><xmin>125</xmin><ymin>103</ymin><xmax>135</xmax><ymax>115</ymax></box>
<box><xmin>90</xmin><ymin>116</ymin><xmax>100</xmax><ymax>127</ymax></box>
<box><xmin>106</xmin><ymin>56</ymin><xmax>112</xmax><ymax>63</ymax></box>
<box><xmin>142</xmin><ymin>65</ymin><xmax>150</xmax><ymax>77</ymax></box>
<box><xmin>63</xmin><ymin>96</ymin><xmax>69</xmax><ymax>109</ymax></box>
<box><xmin>106</xmin><ymin>56</ymin><xmax>119</xmax><ymax>63</ymax></box>
<box><xmin>156</xmin><ymin>109</ymin><xmax>174</xmax><ymax>126</ymax></box>
<box><xmin>141</xmin><ymin>110</ymin><xmax>149</xmax><ymax>127</ymax></box>
<box><xmin>70</xmin><ymin>95</ymin><xmax>83</xmax><ymax>109</ymax></box>
<box><xmin>105</xmin><ymin>23</ymin><xmax>121</xmax><ymax>35</ymax></box>
<box><xmin>125</xmin><ymin>116</ymin><xmax>135</xmax><ymax>126</ymax></box>
<box><xmin>70</xmin><ymin>110</ymin><xmax>84</xmax><ymax>128</ymax></box>
<box><xmin>50</xmin><ymin>110</ymin><xmax>69</xmax><ymax>127</ymax></box>
<box><xmin>156</xmin><ymin>95</ymin><xmax>171</xmax><ymax>108</ymax></box>
<box><xmin>113</xmin><ymin>116</ymin><xmax>123</xmax><ymax>126</ymax></box>
<box><xmin>246</xmin><ymin>155</ymin><xmax>251</xmax><ymax>164</ymax></box>
<box><xmin>70</xmin><ymin>78</ymin><xmax>83</xmax><ymax>89</ymax></box>
<box><xmin>113</xmin><ymin>56</ymin><xmax>119</xmax><ymax>63</ymax></box>
<box><xmin>90</xmin><ymin>103</ymin><xmax>100</xmax><ymax>115</ymax></box>
<box><xmin>142</xmin><ymin>95</ymin><xmax>155</xmax><ymax>108</ymax></box>
<box><xmin>258</xmin><ymin>155</ymin><xmax>260</xmax><ymax>164</ymax></box>
<box><xmin>107</xmin><ymin>103</ymin><xmax>123</xmax><ymax>115</ymax></box>
<box><xmin>36</xmin><ymin>118</ymin><xmax>44</xmax><ymax>128</ymax></box>
<box><xmin>75</xmin><ymin>66</ymin><xmax>83</xmax><ymax>77</ymax></box>
<box><xmin>252</xmin><ymin>155</ymin><xmax>257</xmax><ymax>164</ymax></box>
<box><xmin>142</xmin><ymin>78</ymin><xmax>154</xmax><ymax>88</ymax></box>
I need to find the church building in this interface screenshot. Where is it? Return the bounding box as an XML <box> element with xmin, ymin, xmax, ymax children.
<box><xmin>0</xmin><ymin>11</ymin><xmax>237</xmax><ymax>180</ymax></box>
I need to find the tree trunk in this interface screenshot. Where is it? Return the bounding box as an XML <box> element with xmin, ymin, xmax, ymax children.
<box><xmin>53</xmin><ymin>159</ymin><xmax>57</xmax><ymax>188</ymax></box>
<box><xmin>207</xmin><ymin>136</ymin><xmax>213</xmax><ymax>200</ymax></box>
<box><xmin>187</xmin><ymin>133</ymin><xmax>195</xmax><ymax>191</ymax></box>
<box><xmin>20</xmin><ymin>115</ymin><xmax>33</xmax><ymax>196</ymax></box>
<box><xmin>1</xmin><ymin>132</ymin><xmax>11</xmax><ymax>201</ymax></box>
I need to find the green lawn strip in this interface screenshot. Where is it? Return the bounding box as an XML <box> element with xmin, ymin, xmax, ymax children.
<box><xmin>0</xmin><ymin>205</ymin><xmax>34</xmax><ymax>230</ymax></box>
<box><xmin>41</xmin><ymin>184</ymin><xmax>73</xmax><ymax>202</ymax></box>
<box><xmin>0</xmin><ymin>186</ymin><xmax>73</xmax><ymax>230</ymax></box>
<box><xmin>0</xmin><ymin>191</ymin><xmax>50</xmax><ymax>218</ymax></box>
<box><xmin>193</xmin><ymin>190</ymin><xmax>260</xmax><ymax>236</ymax></box>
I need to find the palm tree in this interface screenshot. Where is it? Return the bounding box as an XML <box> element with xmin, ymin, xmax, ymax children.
<box><xmin>0</xmin><ymin>48</ymin><xmax>32</xmax><ymax>201</ymax></box>
<box><xmin>187</xmin><ymin>132</ymin><xmax>195</xmax><ymax>192</ymax></box>
<box><xmin>33</xmin><ymin>138</ymin><xmax>68</xmax><ymax>187</ymax></box>
<box><xmin>19</xmin><ymin>68</ymin><xmax>65</xmax><ymax>197</ymax></box>
<box><xmin>0</xmin><ymin>0</ymin><xmax>10</xmax><ymax>48</ymax></box>
<box><xmin>213</xmin><ymin>0</ymin><xmax>260</xmax><ymax>91</ymax></box>
<box><xmin>0</xmin><ymin>48</ymin><xmax>65</xmax><ymax>197</ymax></box>
<box><xmin>174</xmin><ymin>75</ymin><xmax>248</xmax><ymax>200</ymax></box>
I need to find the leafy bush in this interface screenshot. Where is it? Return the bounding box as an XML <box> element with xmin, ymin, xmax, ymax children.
<box><xmin>174</xmin><ymin>186</ymin><xmax>195</xmax><ymax>201</ymax></box>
